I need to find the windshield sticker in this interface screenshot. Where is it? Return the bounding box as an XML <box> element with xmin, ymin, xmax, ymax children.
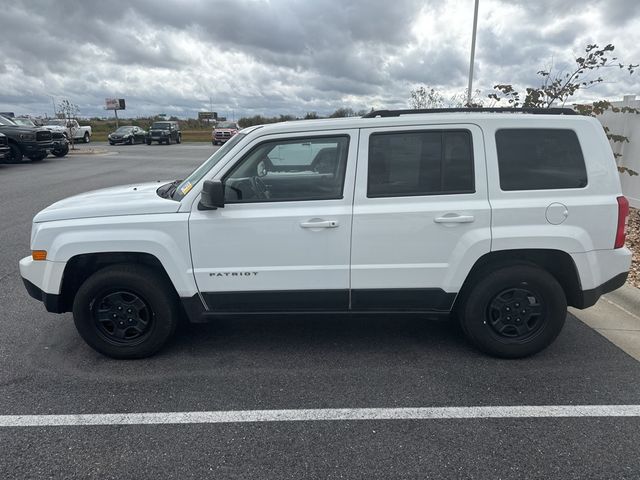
<box><xmin>180</xmin><ymin>182</ymin><xmax>193</xmax><ymax>195</ymax></box>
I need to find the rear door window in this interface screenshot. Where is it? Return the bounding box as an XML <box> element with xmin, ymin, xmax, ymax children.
<box><xmin>495</xmin><ymin>129</ymin><xmax>587</xmax><ymax>190</ymax></box>
<box><xmin>367</xmin><ymin>129</ymin><xmax>474</xmax><ymax>197</ymax></box>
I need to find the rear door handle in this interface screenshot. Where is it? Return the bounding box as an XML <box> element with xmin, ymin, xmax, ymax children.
<box><xmin>434</xmin><ymin>214</ymin><xmax>475</xmax><ymax>224</ymax></box>
<box><xmin>300</xmin><ymin>220</ymin><xmax>339</xmax><ymax>228</ymax></box>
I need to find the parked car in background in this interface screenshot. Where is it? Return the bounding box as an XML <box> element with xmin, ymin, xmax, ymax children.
<box><xmin>212</xmin><ymin>121</ymin><xmax>240</xmax><ymax>145</ymax></box>
<box><xmin>0</xmin><ymin>132</ymin><xmax>9</xmax><ymax>161</ymax></box>
<box><xmin>13</xmin><ymin>117</ymin><xmax>69</xmax><ymax>157</ymax></box>
<box><xmin>108</xmin><ymin>126</ymin><xmax>148</xmax><ymax>145</ymax></box>
<box><xmin>0</xmin><ymin>114</ymin><xmax>53</xmax><ymax>163</ymax></box>
<box><xmin>40</xmin><ymin>118</ymin><xmax>92</xmax><ymax>143</ymax></box>
<box><xmin>146</xmin><ymin>121</ymin><xmax>181</xmax><ymax>145</ymax></box>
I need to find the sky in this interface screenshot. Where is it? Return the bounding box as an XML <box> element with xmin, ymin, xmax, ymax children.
<box><xmin>1</xmin><ymin>0</ymin><xmax>639</xmax><ymax>119</ymax></box>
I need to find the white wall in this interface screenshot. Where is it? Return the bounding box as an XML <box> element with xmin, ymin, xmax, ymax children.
<box><xmin>596</xmin><ymin>95</ymin><xmax>640</xmax><ymax>208</ymax></box>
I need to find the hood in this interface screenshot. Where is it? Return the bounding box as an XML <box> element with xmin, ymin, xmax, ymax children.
<box><xmin>34</xmin><ymin>181</ymin><xmax>181</xmax><ymax>223</ymax></box>
<box><xmin>44</xmin><ymin>125</ymin><xmax>66</xmax><ymax>133</ymax></box>
<box><xmin>0</xmin><ymin>125</ymin><xmax>41</xmax><ymax>135</ymax></box>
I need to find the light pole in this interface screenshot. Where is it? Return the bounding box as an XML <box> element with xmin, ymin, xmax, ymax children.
<box><xmin>467</xmin><ymin>0</ymin><xmax>480</xmax><ymax>106</ymax></box>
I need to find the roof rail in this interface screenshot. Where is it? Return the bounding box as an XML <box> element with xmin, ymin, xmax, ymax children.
<box><xmin>362</xmin><ymin>107</ymin><xmax>577</xmax><ymax>118</ymax></box>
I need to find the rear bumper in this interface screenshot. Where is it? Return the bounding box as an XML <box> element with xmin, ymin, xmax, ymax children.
<box><xmin>574</xmin><ymin>271</ymin><xmax>629</xmax><ymax>309</ymax></box>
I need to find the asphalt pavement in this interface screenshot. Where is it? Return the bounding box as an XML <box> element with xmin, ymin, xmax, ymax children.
<box><xmin>1</xmin><ymin>143</ymin><xmax>640</xmax><ymax>479</ymax></box>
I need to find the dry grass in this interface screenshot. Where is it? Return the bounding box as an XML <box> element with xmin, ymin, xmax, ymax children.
<box><xmin>627</xmin><ymin>207</ymin><xmax>639</xmax><ymax>289</ymax></box>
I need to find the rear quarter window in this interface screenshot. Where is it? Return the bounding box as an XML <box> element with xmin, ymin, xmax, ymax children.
<box><xmin>495</xmin><ymin>129</ymin><xmax>587</xmax><ymax>191</ymax></box>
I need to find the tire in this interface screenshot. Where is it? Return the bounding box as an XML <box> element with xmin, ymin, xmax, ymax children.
<box><xmin>7</xmin><ymin>143</ymin><xmax>23</xmax><ymax>163</ymax></box>
<box><xmin>128</xmin><ymin>136</ymin><xmax>134</xmax><ymax>145</ymax></box>
<box><xmin>457</xmin><ymin>265</ymin><xmax>567</xmax><ymax>358</ymax></box>
<box><xmin>84</xmin><ymin>132</ymin><xmax>90</xmax><ymax>143</ymax></box>
<box><xmin>29</xmin><ymin>152</ymin><xmax>48</xmax><ymax>162</ymax></box>
<box><xmin>72</xmin><ymin>264</ymin><xmax>179</xmax><ymax>359</ymax></box>
<box><xmin>176</xmin><ymin>134</ymin><xmax>181</xmax><ymax>144</ymax></box>
<box><xmin>166</xmin><ymin>136</ymin><xmax>172</xmax><ymax>145</ymax></box>
<box><xmin>146</xmin><ymin>140</ymin><xmax>152</xmax><ymax>145</ymax></box>
<box><xmin>53</xmin><ymin>144</ymin><xmax>70</xmax><ymax>157</ymax></box>
<box><xmin>109</xmin><ymin>141</ymin><xmax>115</xmax><ymax>146</ymax></box>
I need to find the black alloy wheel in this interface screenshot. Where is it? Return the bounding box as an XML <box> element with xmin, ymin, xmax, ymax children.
<box><xmin>487</xmin><ymin>287</ymin><xmax>543</xmax><ymax>341</ymax></box>
<box><xmin>457</xmin><ymin>264</ymin><xmax>567</xmax><ymax>358</ymax></box>
<box><xmin>73</xmin><ymin>264</ymin><xmax>179</xmax><ymax>358</ymax></box>
<box><xmin>92</xmin><ymin>290</ymin><xmax>154</xmax><ymax>346</ymax></box>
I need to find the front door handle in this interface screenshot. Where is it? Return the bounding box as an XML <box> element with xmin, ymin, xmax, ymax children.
<box><xmin>434</xmin><ymin>214</ymin><xmax>475</xmax><ymax>224</ymax></box>
<box><xmin>300</xmin><ymin>220</ymin><xmax>339</xmax><ymax>228</ymax></box>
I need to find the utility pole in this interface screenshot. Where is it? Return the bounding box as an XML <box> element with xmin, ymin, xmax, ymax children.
<box><xmin>467</xmin><ymin>0</ymin><xmax>480</xmax><ymax>106</ymax></box>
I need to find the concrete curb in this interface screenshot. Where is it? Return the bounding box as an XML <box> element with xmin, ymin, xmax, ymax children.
<box><xmin>570</xmin><ymin>283</ymin><xmax>640</xmax><ymax>361</ymax></box>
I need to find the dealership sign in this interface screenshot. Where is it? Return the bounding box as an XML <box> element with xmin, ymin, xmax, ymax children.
<box><xmin>105</xmin><ymin>98</ymin><xmax>126</xmax><ymax>110</ymax></box>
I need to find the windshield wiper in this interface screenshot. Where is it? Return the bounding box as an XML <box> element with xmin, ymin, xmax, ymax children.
<box><xmin>157</xmin><ymin>179</ymin><xmax>182</xmax><ymax>199</ymax></box>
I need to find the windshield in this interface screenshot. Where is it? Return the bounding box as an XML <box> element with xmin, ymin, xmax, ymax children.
<box><xmin>0</xmin><ymin>115</ymin><xmax>16</xmax><ymax>126</ymax></box>
<box><xmin>12</xmin><ymin>118</ymin><xmax>36</xmax><ymax>127</ymax></box>
<box><xmin>115</xmin><ymin>126</ymin><xmax>134</xmax><ymax>133</ymax></box>
<box><xmin>173</xmin><ymin>132</ymin><xmax>247</xmax><ymax>200</ymax></box>
<box><xmin>216</xmin><ymin>122</ymin><xmax>236</xmax><ymax>129</ymax></box>
<box><xmin>151</xmin><ymin>122</ymin><xmax>171</xmax><ymax>129</ymax></box>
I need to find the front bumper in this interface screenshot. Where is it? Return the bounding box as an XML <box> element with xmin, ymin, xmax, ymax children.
<box><xmin>21</xmin><ymin>140</ymin><xmax>53</xmax><ymax>155</ymax></box>
<box><xmin>19</xmin><ymin>256</ymin><xmax>66</xmax><ymax>313</ymax></box>
<box><xmin>22</xmin><ymin>278</ymin><xmax>64</xmax><ymax>313</ymax></box>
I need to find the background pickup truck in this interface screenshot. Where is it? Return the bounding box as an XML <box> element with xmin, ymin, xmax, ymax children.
<box><xmin>40</xmin><ymin>119</ymin><xmax>92</xmax><ymax>143</ymax></box>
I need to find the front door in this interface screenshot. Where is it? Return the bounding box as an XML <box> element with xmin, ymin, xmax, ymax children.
<box><xmin>189</xmin><ymin>130</ymin><xmax>359</xmax><ymax>312</ymax></box>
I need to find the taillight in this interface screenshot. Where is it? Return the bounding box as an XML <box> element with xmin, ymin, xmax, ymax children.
<box><xmin>615</xmin><ymin>196</ymin><xmax>630</xmax><ymax>249</ymax></box>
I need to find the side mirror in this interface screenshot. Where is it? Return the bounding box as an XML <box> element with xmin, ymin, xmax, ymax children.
<box><xmin>198</xmin><ymin>180</ymin><xmax>225</xmax><ymax>210</ymax></box>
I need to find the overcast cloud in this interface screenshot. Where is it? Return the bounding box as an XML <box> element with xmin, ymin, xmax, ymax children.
<box><xmin>1</xmin><ymin>0</ymin><xmax>639</xmax><ymax>119</ymax></box>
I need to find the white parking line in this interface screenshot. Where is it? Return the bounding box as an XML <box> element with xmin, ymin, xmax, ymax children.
<box><xmin>1</xmin><ymin>405</ymin><xmax>640</xmax><ymax>427</ymax></box>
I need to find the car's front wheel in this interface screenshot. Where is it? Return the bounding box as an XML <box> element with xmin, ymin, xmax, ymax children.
<box><xmin>6</xmin><ymin>143</ymin><xmax>23</xmax><ymax>163</ymax></box>
<box><xmin>457</xmin><ymin>265</ymin><xmax>567</xmax><ymax>358</ymax></box>
<box><xmin>53</xmin><ymin>144</ymin><xmax>70</xmax><ymax>157</ymax></box>
<box><xmin>72</xmin><ymin>265</ymin><xmax>179</xmax><ymax>359</ymax></box>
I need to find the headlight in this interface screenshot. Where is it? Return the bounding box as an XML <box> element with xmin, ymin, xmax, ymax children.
<box><xmin>19</xmin><ymin>133</ymin><xmax>36</xmax><ymax>141</ymax></box>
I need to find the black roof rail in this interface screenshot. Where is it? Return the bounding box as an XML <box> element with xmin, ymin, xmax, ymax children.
<box><xmin>362</xmin><ymin>107</ymin><xmax>577</xmax><ymax>118</ymax></box>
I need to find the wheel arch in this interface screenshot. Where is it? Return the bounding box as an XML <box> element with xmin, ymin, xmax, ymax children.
<box><xmin>59</xmin><ymin>252</ymin><xmax>176</xmax><ymax>313</ymax></box>
<box><xmin>455</xmin><ymin>249</ymin><xmax>583</xmax><ymax>310</ymax></box>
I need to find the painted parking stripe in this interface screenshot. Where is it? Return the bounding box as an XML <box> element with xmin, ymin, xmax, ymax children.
<box><xmin>1</xmin><ymin>405</ymin><xmax>640</xmax><ymax>427</ymax></box>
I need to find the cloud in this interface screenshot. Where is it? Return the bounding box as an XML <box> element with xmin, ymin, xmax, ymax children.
<box><xmin>0</xmin><ymin>0</ymin><xmax>639</xmax><ymax>119</ymax></box>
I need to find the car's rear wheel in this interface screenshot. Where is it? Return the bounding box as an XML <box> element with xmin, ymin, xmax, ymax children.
<box><xmin>83</xmin><ymin>132</ymin><xmax>90</xmax><ymax>143</ymax></box>
<box><xmin>457</xmin><ymin>265</ymin><xmax>566</xmax><ymax>358</ymax></box>
<box><xmin>72</xmin><ymin>265</ymin><xmax>179</xmax><ymax>359</ymax></box>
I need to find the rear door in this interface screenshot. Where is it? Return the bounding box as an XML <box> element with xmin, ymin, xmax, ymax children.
<box><xmin>350</xmin><ymin>124</ymin><xmax>491</xmax><ymax>311</ymax></box>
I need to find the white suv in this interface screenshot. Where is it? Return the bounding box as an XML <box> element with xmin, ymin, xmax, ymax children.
<box><xmin>20</xmin><ymin>108</ymin><xmax>632</xmax><ymax>359</ymax></box>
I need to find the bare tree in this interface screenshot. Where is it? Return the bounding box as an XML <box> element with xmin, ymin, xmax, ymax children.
<box><xmin>488</xmin><ymin>43</ymin><xmax>639</xmax><ymax>175</ymax></box>
<box><xmin>58</xmin><ymin>99</ymin><xmax>79</xmax><ymax>150</ymax></box>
